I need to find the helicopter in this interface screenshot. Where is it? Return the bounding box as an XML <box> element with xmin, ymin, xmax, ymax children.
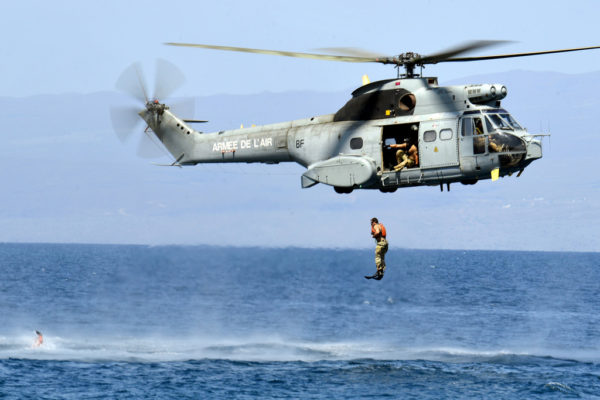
<box><xmin>111</xmin><ymin>41</ymin><xmax>600</xmax><ymax>194</ymax></box>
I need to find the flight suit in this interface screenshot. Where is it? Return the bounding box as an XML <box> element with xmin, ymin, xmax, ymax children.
<box><xmin>372</xmin><ymin>223</ymin><xmax>388</xmax><ymax>277</ymax></box>
<box><xmin>375</xmin><ymin>237</ymin><xmax>388</xmax><ymax>276</ymax></box>
<box><xmin>394</xmin><ymin>148</ymin><xmax>416</xmax><ymax>171</ymax></box>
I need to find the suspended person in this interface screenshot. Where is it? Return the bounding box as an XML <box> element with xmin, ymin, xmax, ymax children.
<box><xmin>365</xmin><ymin>218</ymin><xmax>388</xmax><ymax>280</ymax></box>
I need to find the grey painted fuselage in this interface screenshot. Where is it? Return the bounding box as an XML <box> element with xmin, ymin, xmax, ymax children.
<box><xmin>139</xmin><ymin>77</ymin><xmax>542</xmax><ymax>192</ymax></box>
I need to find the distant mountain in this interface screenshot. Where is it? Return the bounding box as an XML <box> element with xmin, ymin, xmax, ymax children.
<box><xmin>0</xmin><ymin>90</ymin><xmax>349</xmax><ymax>135</ymax></box>
<box><xmin>1</xmin><ymin>70</ymin><xmax>598</xmax><ymax>251</ymax></box>
<box><xmin>4</xmin><ymin>69</ymin><xmax>598</xmax><ymax>138</ymax></box>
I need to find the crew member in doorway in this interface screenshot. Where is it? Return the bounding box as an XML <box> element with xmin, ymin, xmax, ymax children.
<box><xmin>390</xmin><ymin>140</ymin><xmax>418</xmax><ymax>172</ymax></box>
<box><xmin>33</xmin><ymin>330</ymin><xmax>43</xmax><ymax>348</ymax></box>
<box><xmin>365</xmin><ymin>218</ymin><xmax>388</xmax><ymax>280</ymax></box>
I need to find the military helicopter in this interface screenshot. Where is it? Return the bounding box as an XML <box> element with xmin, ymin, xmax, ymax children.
<box><xmin>111</xmin><ymin>41</ymin><xmax>600</xmax><ymax>193</ymax></box>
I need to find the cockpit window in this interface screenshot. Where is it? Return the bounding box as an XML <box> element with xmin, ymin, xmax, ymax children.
<box><xmin>486</xmin><ymin>113</ymin><xmax>523</xmax><ymax>130</ymax></box>
<box><xmin>485</xmin><ymin>117</ymin><xmax>494</xmax><ymax>133</ymax></box>
<box><xmin>474</xmin><ymin>118</ymin><xmax>484</xmax><ymax>135</ymax></box>
<box><xmin>500</xmin><ymin>114</ymin><xmax>523</xmax><ymax>130</ymax></box>
<box><xmin>487</xmin><ymin>114</ymin><xmax>511</xmax><ymax>130</ymax></box>
<box><xmin>461</xmin><ymin>118</ymin><xmax>473</xmax><ymax>136</ymax></box>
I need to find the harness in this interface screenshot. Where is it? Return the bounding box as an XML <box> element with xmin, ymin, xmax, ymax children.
<box><xmin>371</xmin><ymin>223</ymin><xmax>387</xmax><ymax>238</ymax></box>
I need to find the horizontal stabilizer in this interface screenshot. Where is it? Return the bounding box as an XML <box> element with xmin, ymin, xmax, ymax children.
<box><xmin>152</xmin><ymin>163</ymin><xmax>182</xmax><ymax>168</ymax></box>
<box><xmin>301</xmin><ymin>175</ymin><xmax>319</xmax><ymax>188</ymax></box>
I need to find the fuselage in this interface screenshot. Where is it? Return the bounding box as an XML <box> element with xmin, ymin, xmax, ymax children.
<box><xmin>140</xmin><ymin>77</ymin><xmax>542</xmax><ymax>193</ymax></box>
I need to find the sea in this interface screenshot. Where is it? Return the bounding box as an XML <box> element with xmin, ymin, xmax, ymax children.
<box><xmin>0</xmin><ymin>243</ymin><xmax>598</xmax><ymax>399</ymax></box>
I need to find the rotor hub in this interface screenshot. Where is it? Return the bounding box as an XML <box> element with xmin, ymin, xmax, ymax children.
<box><xmin>146</xmin><ymin>100</ymin><xmax>169</xmax><ymax>115</ymax></box>
<box><xmin>399</xmin><ymin>52</ymin><xmax>422</xmax><ymax>64</ymax></box>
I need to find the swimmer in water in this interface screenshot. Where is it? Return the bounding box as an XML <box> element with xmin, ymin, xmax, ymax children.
<box><xmin>33</xmin><ymin>330</ymin><xmax>43</xmax><ymax>347</ymax></box>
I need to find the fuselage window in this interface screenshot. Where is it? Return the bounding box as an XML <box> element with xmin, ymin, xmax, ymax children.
<box><xmin>423</xmin><ymin>130</ymin><xmax>436</xmax><ymax>142</ymax></box>
<box><xmin>440</xmin><ymin>128</ymin><xmax>453</xmax><ymax>140</ymax></box>
<box><xmin>350</xmin><ymin>137</ymin><xmax>363</xmax><ymax>150</ymax></box>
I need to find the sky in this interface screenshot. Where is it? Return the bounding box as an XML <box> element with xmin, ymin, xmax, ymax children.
<box><xmin>1</xmin><ymin>0</ymin><xmax>599</xmax><ymax>251</ymax></box>
<box><xmin>2</xmin><ymin>0</ymin><xmax>600</xmax><ymax>97</ymax></box>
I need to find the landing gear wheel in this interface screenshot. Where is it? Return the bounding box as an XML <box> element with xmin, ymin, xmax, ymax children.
<box><xmin>334</xmin><ymin>186</ymin><xmax>353</xmax><ymax>194</ymax></box>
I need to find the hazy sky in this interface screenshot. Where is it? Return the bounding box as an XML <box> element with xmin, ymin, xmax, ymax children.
<box><xmin>2</xmin><ymin>0</ymin><xmax>600</xmax><ymax>97</ymax></box>
<box><xmin>1</xmin><ymin>1</ymin><xmax>599</xmax><ymax>251</ymax></box>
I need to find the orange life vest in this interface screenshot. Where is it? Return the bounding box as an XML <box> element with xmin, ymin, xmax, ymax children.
<box><xmin>371</xmin><ymin>223</ymin><xmax>386</xmax><ymax>238</ymax></box>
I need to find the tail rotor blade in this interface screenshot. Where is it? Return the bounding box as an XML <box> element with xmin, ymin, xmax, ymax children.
<box><xmin>154</xmin><ymin>58</ymin><xmax>186</xmax><ymax>100</ymax></box>
<box><xmin>109</xmin><ymin>106</ymin><xmax>144</xmax><ymax>143</ymax></box>
<box><xmin>115</xmin><ymin>62</ymin><xmax>149</xmax><ymax>103</ymax></box>
<box><xmin>113</xmin><ymin>59</ymin><xmax>189</xmax><ymax>160</ymax></box>
<box><xmin>137</xmin><ymin>129</ymin><xmax>169</xmax><ymax>159</ymax></box>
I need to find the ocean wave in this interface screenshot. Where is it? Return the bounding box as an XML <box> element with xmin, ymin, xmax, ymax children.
<box><xmin>543</xmin><ymin>381</ymin><xmax>577</xmax><ymax>394</ymax></box>
<box><xmin>1</xmin><ymin>335</ymin><xmax>598</xmax><ymax>364</ymax></box>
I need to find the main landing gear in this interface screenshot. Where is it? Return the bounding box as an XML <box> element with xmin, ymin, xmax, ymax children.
<box><xmin>334</xmin><ymin>186</ymin><xmax>354</xmax><ymax>194</ymax></box>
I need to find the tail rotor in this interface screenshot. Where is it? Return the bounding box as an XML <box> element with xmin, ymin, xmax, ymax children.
<box><xmin>110</xmin><ymin>59</ymin><xmax>194</xmax><ymax>158</ymax></box>
<box><xmin>115</xmin><ymin>61</ymin><xmax>149</xmax><ymax>103</ymax></box>
<box><xmin>154</xmin><ymin>58</ymin><xmax>186</xmax><ymax>100</ymax></box>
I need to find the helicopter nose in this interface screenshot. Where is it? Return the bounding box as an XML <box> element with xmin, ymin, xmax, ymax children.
<box><xmin>524</xmin><ymin>139</ymin><xmax>542</xmax><ymax>161</ymax></box>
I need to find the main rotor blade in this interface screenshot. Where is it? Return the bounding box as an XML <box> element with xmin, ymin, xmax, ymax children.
<box><xmin>154</xmin><ymin>58</ymin><xmax>186</xmax><ymax>100</ymax></box>
<box><xmin>115</xmin><ymin>62</ymin><xmax>148</xmax><ymax>103</ymax></box>
<box><xmin>441</xmin><ymin>45</ymin><xmax>600</xmax><ymax>63</ymax></box>
<box><xmin>167</xmin><ymin>41</ymin><xmax>600</xmax><ymax>69</ymax></box>
<box><xmin>315</xmin><ymin>47</ymin><xmax>387</xmax><ymax>59</ymax></box>
<box><xmin>165</xmin><ymin>42</ymin><xmax>378</xmax><ymax>63</ymax></box>
<box><xmin>165</xmin><ymin>41</ymin><xmax>513</xmax><ymax>66</ymax></box>
<box><xmin>109</xmin><ymin>105</ymin><xmax>143</xmax><ymax>143</ymax></box>
<box><xmin>417</xmin><ymin>40</ymin><xmax>510</xmax><ymax>64</ymax></box>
